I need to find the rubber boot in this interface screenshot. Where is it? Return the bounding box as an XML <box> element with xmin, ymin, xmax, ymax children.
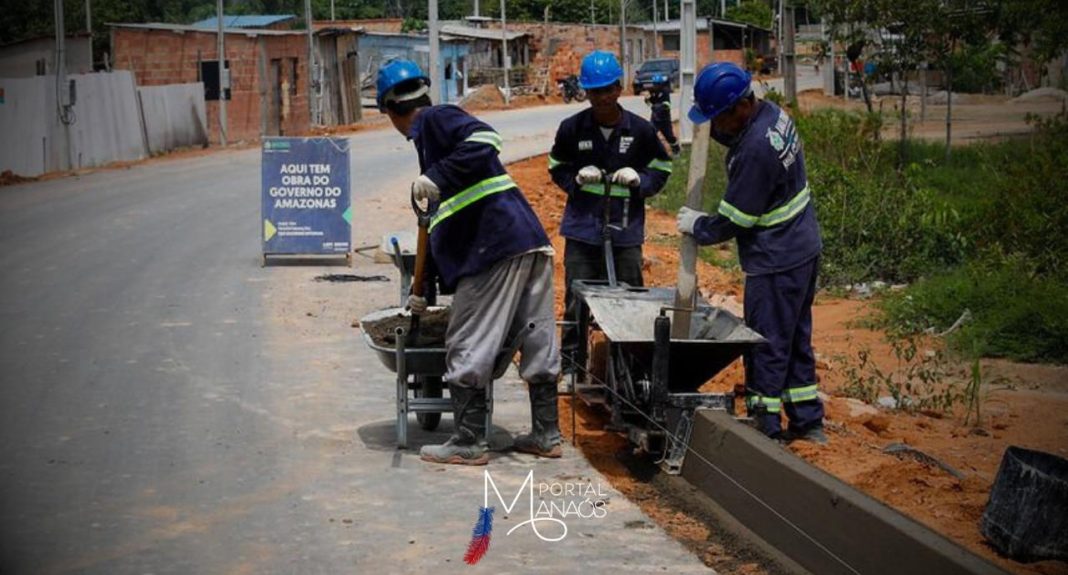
<box><xmin>514</xmin><ymin>382</ymin><xmax>563</xmax><ymax>458</ymax></box>
<box><xmin>420</xmin><ymin>384</ymin><xmax>490</xmax><ymax>465</ymax></box>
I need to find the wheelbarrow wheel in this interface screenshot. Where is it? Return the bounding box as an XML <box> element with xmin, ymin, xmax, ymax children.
<box><xmin>415</xmin><ymin>376</ymin><xmax>443</xmax><ymax>430</ymax></box>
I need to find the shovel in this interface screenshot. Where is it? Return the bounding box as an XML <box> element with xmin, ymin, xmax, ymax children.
<box><xmin>407</xmin><ymin>186</ymin><xmax>432</xmax><ymax>346</ymax></box>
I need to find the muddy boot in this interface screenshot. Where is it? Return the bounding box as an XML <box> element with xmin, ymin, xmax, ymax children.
<box><xmin>514</xmin><ymin>382</ymin><xmax>563</xmax><ymax>458</ymax></box>
<box><xmin>420</xmin><ymin>384</ymin><xmax>490</xmax><ymax>465</ymax></box>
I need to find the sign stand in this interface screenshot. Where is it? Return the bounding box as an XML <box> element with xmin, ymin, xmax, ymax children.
<box><xmin>261</xmin><ymin>137</ymin><xmax>352</xmax><ymax>265</ymax></box>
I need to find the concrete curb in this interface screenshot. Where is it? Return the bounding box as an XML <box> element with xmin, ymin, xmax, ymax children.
<box><xmin>683</xmin><ymin>410</ymin><xmax>1010</xmax><ymax>575</ymax></box>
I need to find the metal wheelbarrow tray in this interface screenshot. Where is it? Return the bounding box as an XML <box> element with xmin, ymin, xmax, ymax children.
<box><xmin>359</xmin><ymin>306</ymin><xmax>533</xmax><ymax>448</ymax></box>
<box><xmin>571</xmin><ymin>282</ymin><xmax>766</xmax><ymax>473</ymax></box>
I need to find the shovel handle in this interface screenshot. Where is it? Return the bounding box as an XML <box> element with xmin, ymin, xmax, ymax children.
<box><xmin>411</xmin><ymin>223</ymin><xmax>429</xmax><ymax>297</ymax></box>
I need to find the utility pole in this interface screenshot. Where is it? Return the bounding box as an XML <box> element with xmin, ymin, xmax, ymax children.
<box><xmin>217</xmin><ymin>0</ymin><xmax>227</xmax><ymax>145</ymax></box>
<box><xmin>783</xmin><ymin>3</ymin><xmax>796</xmax><ymax>104</ymax></box>
<box><xmin>330</xmin><ymin>0</ymin><xmax>335</xmax><ymax>21</ymax></box>
<box><xmin>501</xmin><ymin>0</ymin><xmax>510</xmax><ymax>105</ymax></box>
<box><xmin>619</xmin><ymin>0</ymin><xmax>627</xmax><ymax>83</ymax></box>
<box><xmin>305</xmin><ymin>0</ymin><xmax>316</xmax><ymax>125</ymax></box>
<box><xmin>680</xmin><ymin>0</ymin><xmax>696</xmax><ymax>143</ymax></box>
<box><xmin>429</xmin><ymin>0</ymin><xmax>440</xmax><ymax>103</ymax></box>
<box><xmin>652</xmin><ymin>0</ymin><xmax>659</xmax><ymax>58</ymax></box>
<box><xmin>85</xmin><ymin>0</ymin><xmax>92</xmax><ymax>69</ymax></box>
<box><xmin>474</xmin><ymin>0</ymin><xmax>480</xmax><ymax>18</ymax></box>
<box><xmin>777</xmin><ymin>0</ymin><xmax>784</xmax><ymax>74</ymax></box>
<box><xmin>54</xmin><ymin>0</ymin><xmax>72</xmax><ymax>170</ymax></box>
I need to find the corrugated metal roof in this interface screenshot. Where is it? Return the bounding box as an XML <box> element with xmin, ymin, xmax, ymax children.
<box><xmin>108</xmin><ymin>22</ymin><xmax>305</xmax><ymax>36</ymax></box>
<box><xmin>191</xmin><ymin>14</ymin><xmax>296</xmax><ymax>29</ymax></box>
<box><xmin>640</xmin><ymin>18</ymin><xmax>769</xmax><ymax>33</ymax></box>
<box><xmin>439</xmin><ymin>24</ymin><xmax>527</xmax><ymax>41</ymax></box>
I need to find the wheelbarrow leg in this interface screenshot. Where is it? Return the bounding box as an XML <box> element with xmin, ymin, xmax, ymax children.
<box><xmin>484</xmin><ymin>382</ymin><xmax>493</xmax><ymax>448</ymax></box>
<box><xmin>395</xmin><ymin>327</ymin><xmax>408</xmax><ymax>449</ymax></box>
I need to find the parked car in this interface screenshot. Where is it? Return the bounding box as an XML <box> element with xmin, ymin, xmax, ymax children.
<box><xmin>632</xmin><ymin>58</ymin><xmax>679</xmax><ymax>94</ymax></box>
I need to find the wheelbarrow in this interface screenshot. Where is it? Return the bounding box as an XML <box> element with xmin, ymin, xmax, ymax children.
<box><xmin>360</xmin><ymin>306</ymin><xmax>535</xmax><ymax>449</ymax></box>
<box><xmin>570</xmin><ymin>281</ymin><xmax>766</xmax><ymax>473</ymax></box>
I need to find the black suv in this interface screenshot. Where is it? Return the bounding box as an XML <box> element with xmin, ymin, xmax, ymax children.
<box><xmin>632</xmin><ymin>58</ymin><xmax>679</xmax><ymax>94</ymax></box>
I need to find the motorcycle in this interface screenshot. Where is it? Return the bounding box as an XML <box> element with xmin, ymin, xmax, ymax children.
<box><xmin>558</xmin><ymin>75</ymin><xmax>587</xmax><ymax>103</ymax></box>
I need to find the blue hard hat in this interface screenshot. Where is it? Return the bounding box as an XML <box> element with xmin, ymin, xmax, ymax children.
<box><xmin>652</xmin><ymin>73</ymin><xmax>668</xmax><ymax>84</ymax></box>
<box><xmin>579</xmin><ymin>51</ymin><xmax>623</xmax><ymax>90</ymax></box>
<box><xmin>688</xmin><ymin>62</ymin><xmax>752</xmax><ymax>124</ymax></box>
<box><xmin>376</xmin><ymin>59</ymin><xmax>430</xmax><ymax>111</ymax></box>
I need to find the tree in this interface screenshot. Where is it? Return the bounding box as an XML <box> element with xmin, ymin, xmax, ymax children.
<box><xmin>813</xmin><ymin>0</ymin><xmax>1006</xmax><ymax>165</ymax></box>
<box><xmin>725</xmin><ymin>0</ymin><xmax>773</xmax><ymax>29</ymax></box>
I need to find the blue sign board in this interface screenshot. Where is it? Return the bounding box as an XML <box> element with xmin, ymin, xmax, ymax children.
<box><xmin>261</xmin><ymin>137</ymin><xmax>351</xmax><ymax>256</ymax></box>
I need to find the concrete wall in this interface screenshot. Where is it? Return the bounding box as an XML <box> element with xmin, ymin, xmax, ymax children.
<box><xmin>137</xmin><ymin>83</ymin><xmax>209</xmax><ymax>155</ymax></box>
<box><xmin>0</xmin><ymin>36</ymin><xmax>93</xmax><ymax>78</ymax></box>
<box><xmin>112</xmin><ymin>27</ymin><xmax>310</xmax><ymax>144</ymax></box>
<box><xmin>0</xmin><ymin>71</ymin><xmax>145</xmax><ymax>177</ymax></box>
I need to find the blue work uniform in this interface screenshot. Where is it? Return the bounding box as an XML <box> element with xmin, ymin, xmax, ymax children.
<box><xmin>411</xmin><ymin>104</ymin><xmax>550</xmax><ymax>293</ymax></box>
<box><xmin>548</xmin><ymin>106</ymin><xmax>673</xmax><ymax>373</ymax></box>
<box><xmin>646</xmin><ymin>84</ymin><xmax>678</xmax><ymax>149</ymax></box>
<box><xmin>690</xmin><ymin>100</ymin><xmax>824</xmax><ymax>436</ymax></box>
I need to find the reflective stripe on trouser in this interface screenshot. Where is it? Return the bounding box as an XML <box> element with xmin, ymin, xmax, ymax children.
<box><xmin>743</xmin><ymin>256</ymin><xmax>824</xmax><ymax>435</ymax></box>
<box><xmin>445</xmin><ymin>251</ymin><xmax>560</xmax><ymax>389</ymax></box>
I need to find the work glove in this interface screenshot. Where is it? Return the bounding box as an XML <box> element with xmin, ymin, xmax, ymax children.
<box><xmin>611</xmin><ymin>167</ymin><xmax>641</xmax><ymax>188</ymax></box>
<box><xmin>676</xmin><ymin>206</ymin><xmax>707</xmax><ymax>235</ymax></box>
<box><xmin>575</xmin><ymin>165</ymin><xmax>602</xmax><ymax>185</ymax></box>
<box><xmin>407</xmin><ymin>294</ymin><xmax>428</xmax><ymax>315</ymax></box>
<box><xmin>412</xmin><ymin>174</ymin><xmax>440</xmax><ymax>203</ymax></box>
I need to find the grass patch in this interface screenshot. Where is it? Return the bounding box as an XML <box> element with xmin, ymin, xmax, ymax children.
<box><xmin>649</xmin><ymin>108</ymin><xmax>1068</xmax><ymax>364</ymax></box>
<box><xmin>878</xmin><ymin>259</ymin><xmax>1068</xmax><ymax>364</ymax></box>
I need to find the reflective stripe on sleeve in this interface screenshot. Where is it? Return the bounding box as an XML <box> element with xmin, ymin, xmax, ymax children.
<box><xmin>464</xmin><ymin>130</ymin><xmax>502</xmax><ymax>152</ymax></box>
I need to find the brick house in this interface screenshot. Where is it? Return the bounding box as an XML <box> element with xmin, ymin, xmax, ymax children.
<box><xmin>111</xmin><ymin>21</ymin><xmax>362</xmax><ymax>144</ymax></box>
<box><xmin>643</xmin><ymin>18</ymin><xmax>773</xmax><ymax>71</ymax></box>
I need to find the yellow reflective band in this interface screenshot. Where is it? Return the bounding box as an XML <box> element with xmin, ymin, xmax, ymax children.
<box><xmin>464</xmin><ymin>130</ymin><xmax>502</xmax><ymax>152</ymax></box>
<box><xmin>548</xmin><ymin>155</ymin><xmax>566</xmax><ymax>169</ymax></box>
<box><xmin>746</xmin><ymin>394</ymin><xmax>782</xmax><ymax>414</ymax></box>
<box><xmin>648</xmin><ymin>158</ymin><xmax>673</xmax><ymax>174</ymax></box>
<box><xmin>580</xmin><ymin>183</ymin><xmax>632</xmax><ymax>198</ymax></box>
<box><xmin>782</xmin><ymin>384</ymin><xmax>819</xmax><ymax>403</ymax></box>
<box><xmin>756</xmin><ymin>186</ymin><xmax>811</xmax><ymax>227</ymax></box>
<box><xmin>718</xmin><ymin>185</ymin><xmax>812</xmax><ymax>229</ymax></box>
<box><xmin>718</xmin><ymin>200</ymin><xmax>759</xmax><ymax>228</ymax></box>
<box><xmin>429</xmin><ymin>174</ymin><xmax>515</xmax><ymax>231</ymax></box>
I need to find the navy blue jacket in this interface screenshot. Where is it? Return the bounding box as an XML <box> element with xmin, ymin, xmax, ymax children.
<box><xmin>692</xmin><ymin>101</ymin><xmax>822</xmax><ymax>275</ymax></box>
<box><xmin>411</xmin><ymin>105</ymin><xmax>550</xmax><ymax>291</ymax></box>
<box><xmin>646</xmin><ymin>86</ymin><xmax>672</xmax><ymax>122</ymax></box>
<box><xmin>548</xmin><ymin>106</ymin><xmax>673</xmax><ymax>247</ymax></box>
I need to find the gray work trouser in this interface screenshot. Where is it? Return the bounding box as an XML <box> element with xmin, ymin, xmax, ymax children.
<box><xmin>445</xmin><ymin>251</ymin><xmax>560</xmax><ymax>390</ymax></box>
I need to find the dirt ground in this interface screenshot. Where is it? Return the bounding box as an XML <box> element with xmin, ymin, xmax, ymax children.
<box><xmin>508</xmin><ymin>141</ymin><xmax>1068</xmax><ymax>574</ymax></box>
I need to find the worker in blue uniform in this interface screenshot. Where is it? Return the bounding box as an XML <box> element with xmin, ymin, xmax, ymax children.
<box><xmin>548</xmin><ymin>51</ymin><xmax>674</xmax><ymax>378</ymax></box>
<box><xmin>645</xmin><ymin>73</ymin><xmax>680</xmax><ymax>154</ymax></box>
<box><xmin>377</xmin><ymin>60</ymin><xmax>562</xmax><ymax>465</ymax></box>
<box><xmin>676</xmin><ymin>62</ymin><xmax>826</xmax><ymax>444</ymax></box>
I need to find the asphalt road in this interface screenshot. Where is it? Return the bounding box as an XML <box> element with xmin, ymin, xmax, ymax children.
<box><xmin>0</xmin><ymin>96</ymin><xmax>715</xmax><ymax>574</ymax></box>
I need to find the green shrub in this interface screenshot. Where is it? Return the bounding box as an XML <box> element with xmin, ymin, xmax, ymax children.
<box><xmin>879</xmin><ymin>259</ymin><xmax>1068</xmax><ymax>364</ymax></box>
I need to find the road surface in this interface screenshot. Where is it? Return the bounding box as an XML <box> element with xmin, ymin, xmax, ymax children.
<box><xmin>0</xmin><ymin>98</ymin><xmax>713</xmax><ymax>573</ymax></box>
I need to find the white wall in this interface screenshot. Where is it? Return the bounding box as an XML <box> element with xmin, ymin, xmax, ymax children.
<box><xmin>138</xmin><ymin>83</ymin><xmax>209</xmax><ymax>155</ymax></box>
<box><xmin>0</xmin><ymin>71</ymin><xmax>145</xmax><ymax>177</ymax></box>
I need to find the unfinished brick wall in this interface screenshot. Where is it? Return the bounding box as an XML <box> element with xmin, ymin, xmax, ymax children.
<box><xmin>652</xmin><ymin>32</ymin><xmax>745</xmax><ymax>69</ymax></box>
<box><xmin>111</xmin><ymin>27</ymin><xmax>310</xmax><ymax>144</ymax></box>
<box><xmin>482</xmin><ymin>22</ymin><xmax>644</xmax><ymax>83</ymax></box>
